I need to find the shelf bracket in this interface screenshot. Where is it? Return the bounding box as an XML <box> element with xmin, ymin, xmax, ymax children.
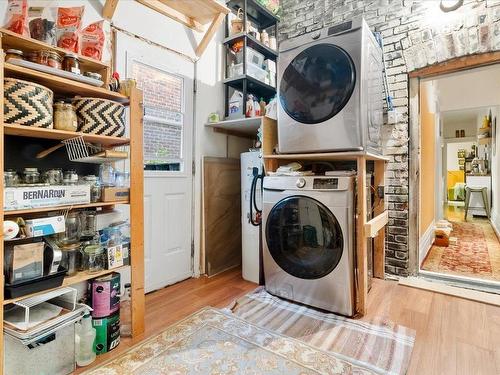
<box><xmin>103</xmin><ymin>0</ymin><xmax>120</xmax><ymax>19</ymax></box>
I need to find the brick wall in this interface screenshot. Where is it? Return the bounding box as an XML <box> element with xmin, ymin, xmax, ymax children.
<box><xmin>131</xmin><ymin>61</ymin><xmax>184</xmax><ymax>164</ymax></box>
<box><xmin>279</xmin><ymin>0</ymin><xmax>500</xmax><ymax>276</ymax></box>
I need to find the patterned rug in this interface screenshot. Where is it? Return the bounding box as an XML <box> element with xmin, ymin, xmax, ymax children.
<box><xmin>229</xmin><ymin>288</ymin><xmax>415</xmax><ymax>375</ymax></box>
<box><xmin>421</xmin><ymin>221</ymin><xmax>500</xmax><ymax>281</ymax></box>
<box><xmin>83</xmin><ymin>307</ymin><xmax>378</xmax><ymax>375</ymax></box>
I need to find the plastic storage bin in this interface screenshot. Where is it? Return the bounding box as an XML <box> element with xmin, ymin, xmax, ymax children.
<box><xmin>229</xmin><ymin>63</ymin><xmax>268</xmax><ymax>83</ymax></box>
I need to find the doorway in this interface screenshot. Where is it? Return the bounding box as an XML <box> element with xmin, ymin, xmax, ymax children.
<box><xmin>413</xmin><ymin>64</ymin><xmax>500</xmax><ymax>286</ymax></box>
<box><xmin>115</xmin><ymin>32</ymin><xmax>195</xmax><ymax>293</ymax></box>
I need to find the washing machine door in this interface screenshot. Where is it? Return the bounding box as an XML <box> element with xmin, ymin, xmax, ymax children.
<box><xmin>279</xmin><ymin>44</ymin><xmax>356</xmax><ymax>125</ymax></box>
<box><xmin>265</xmin><ymin>196</ymin><xmax>344</xmax><ymax>280</ymax></box>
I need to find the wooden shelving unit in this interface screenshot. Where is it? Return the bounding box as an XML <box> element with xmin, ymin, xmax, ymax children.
<box><xmin>0</xmin><ymin>30</ymin><xmax>145</xmax><ymax>373</ymax></box>
<box><xmin>261</xmin><ymin>118</ymin><xmax>388</xmax><ymax>316</ymax></box>
<box><xmin>205</xmin><ymin>116</ymin><xmax>262</xmax><ymax>138</ymax></box>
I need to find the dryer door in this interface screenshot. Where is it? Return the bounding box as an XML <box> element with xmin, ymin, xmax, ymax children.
<box><xmin>265</xmin><ymin>196</ymin><xmax>344</xmax><ymax>280</ymax></box>
<box><xmin>279</xmin><ymin>44</ymin><xmax>356</xmax><ymax>124</ymax></box>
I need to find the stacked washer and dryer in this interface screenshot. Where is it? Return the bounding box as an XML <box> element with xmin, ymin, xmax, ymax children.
<box><xmin>261</xmin><ymin>18</ymin><xmax>384</xmax><ymax>317</ymax></box>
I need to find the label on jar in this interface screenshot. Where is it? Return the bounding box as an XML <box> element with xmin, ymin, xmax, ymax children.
<box><xmin>71</xmin><ymin>67</ymin><xmax>81</xmax><ymax>74</ymax></box>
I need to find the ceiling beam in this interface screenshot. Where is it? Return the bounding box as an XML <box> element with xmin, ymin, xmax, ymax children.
<box><xmin>135</xmin><ymin>0</ymin><xmax>204</xmax><ymax>32</ymax></box>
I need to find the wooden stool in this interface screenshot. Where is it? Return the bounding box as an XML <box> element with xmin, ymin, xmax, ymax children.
<box><xmin>464</xmin><ymin>186</ymin><xmax>490</xmax><ymax>220</ymax></box>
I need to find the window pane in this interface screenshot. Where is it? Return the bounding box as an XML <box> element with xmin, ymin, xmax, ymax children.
<box><xmin>130</xmin><ymin>60</ymin><xmax>184</xmax><ymax>170</ymax></box>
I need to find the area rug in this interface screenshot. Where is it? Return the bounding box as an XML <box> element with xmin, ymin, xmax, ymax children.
<box><xmin>421</xmin><ymin>221</ymin><xmax>500</xmax><ymax>281</ymax></box>
<box><xmin>229</xmin><ymin>288</ymin><xmax>415</xmax><ymax>375</ymax></box>
<box><xmin>83</xmin><ymin>307</ymin><xmax>377</xmax><ymax>375</ymax></box>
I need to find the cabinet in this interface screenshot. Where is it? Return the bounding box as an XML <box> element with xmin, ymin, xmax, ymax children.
<box><xmin>0</xmin><ymin>28</ymin><xmax>145</xmax><ymax>373</ymax></box>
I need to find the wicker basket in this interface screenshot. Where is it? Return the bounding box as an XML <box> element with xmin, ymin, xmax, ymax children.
<box><xmin>73</xmin><ymin>98</ymin><xmax>125</xmax><ymax>137</ymax></box>
<box><xmin>4</xmin><ymin>78</ymin><xmax>53</xmax><ymax>128</ymax></box>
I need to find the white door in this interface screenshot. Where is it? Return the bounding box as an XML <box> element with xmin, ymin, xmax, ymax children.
<box><xmin>116</xmin><ymin>33</ymin><xmax>194</xmax><ymax>293</ymax></box>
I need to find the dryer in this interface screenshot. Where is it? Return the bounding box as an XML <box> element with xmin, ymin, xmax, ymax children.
<box><xmin>277</xmin><ymin>18</ymin><xmax>384</xmax><ymax>154</ymax></box>
<box><xmin>262</xmin><ymin>175</ymin><xmax>355</xmax><ymax>316</ymax></box>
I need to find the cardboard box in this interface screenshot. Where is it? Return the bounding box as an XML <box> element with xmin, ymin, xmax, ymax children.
<box><xmin>4</xmin><ymin>185</ymin><xmax>90</xmax><ymax>211</ymax></box>
<box><xmin>25</xmin><ymin>216</ymin><xmax>65</xmax><ymax>237</ymax></box>
<box><xmin>101</xmin><ymin>187</ymin><xmax>129</xmax><ymax>202</ymax></box>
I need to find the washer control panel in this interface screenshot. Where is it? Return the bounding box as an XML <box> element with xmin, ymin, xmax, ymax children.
<box><xmin>296</xmin><ymin>178</ymin><xmax>306</xmax><ymax>188</ymax></box>
<box><xmin>312</xmin><ymin>178</ymin><xmax>339</xmax><ymax>190</ymax></box>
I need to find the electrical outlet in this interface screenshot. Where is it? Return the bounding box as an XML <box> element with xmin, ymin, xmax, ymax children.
<box><xmin>387</xmin><ymin>109</ymin><xmax>398</xmax><ymax>124</ymax></box>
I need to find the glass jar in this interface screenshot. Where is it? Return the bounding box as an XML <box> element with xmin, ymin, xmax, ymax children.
<box><xmin>83</xmin><ymin>72</ymin><xmax>102</xmax><ymax>81</ymax></box>
<box><xmin>83</xmin><ymin>175</ymin><xmax>101</xmax><ymax>203</ymax></box>
<box><xmin>58</xmin><ymin>212</ymin><xmax>81</xmax><ymax>246</ymax></box>
<box><xmin>4</xmin><ymin>169</ymin><xmax>19</xmax><ymax>187</ymax></box>
<box><xmin>114</xmin><ymin>172</ymin><xmax>130</xmax><ymax>188</ymax></box>
<box><xmin>54</xmin><ymin>101</ymin><xmax>78</xmax><ymax>132</ymax></box>
<box><xmin>60</xmin><ymin>243</ymin><xmax>82</xmax><ymax>276</ymax></box>
<box><xmin>82</xmin><ymin>243</ymin><xmax>105</xmax><ymax>274</ymax></box>
<box><xmin>64</xmin><ymin>170</ymin><xmax>79</xmax><ymax>185</ymax></box>
<box><xmin>5</xmin><ymin>49</ymin><xmax>23</xmax><ymax>62</ymax></box>
<box><xmin>46</xmin><ymin>51</ymin><xmax>62</xmax><ymax>69</ymax></box>
<box><xmin>80</xmin><ymin>211</ymin><xmax>97</xmax><ymax>239</ymax></box>
<box><xmin>63</xmin><ymin>53</ymin><xmax>81</xmax><ymax>75</ymax></box>
<box><xmin>23</xmin><ymin>168</ymin><xmax>40</xmax><ymax>184</ymax></box>
<box><xmin>43</xmin><ymin>168</ymin><xmax>63</xmax><ymax>185</ymax></box>
<box><xmin>26</xmin><ymin>50</ymin><xmax>61</xmax><ymax>69</ymax></box>
<box><xmin>99</xmin><ymin>163</ymin><xmax>116</xmax><ymax>187</ymax></box>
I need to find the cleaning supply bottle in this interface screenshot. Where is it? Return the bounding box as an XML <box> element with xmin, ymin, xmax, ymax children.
<box><xmin>259</xmin><ymin>97</ymin><xmax>266</xmax><ymax>116</ymax></box>
<box><xmin>120</xmin><ymin>283</ymin><xmax>132</xmax><ymax>337</ymax></box>
<box><xmin>75</xmin><ymin>313</ymin><xmax>96</xmax><ymax>367</ymax></box>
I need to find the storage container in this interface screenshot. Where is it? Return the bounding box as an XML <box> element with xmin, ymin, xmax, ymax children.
<box><xmin>4</xmin><ymin>239</ymin><xmax>44</xmax><ymax>284</ymax></box>
<box><xmin>73</xmin><ymin>97</ymin><xmax>125</xmax><ymax>137</ymax></box>
<box><xmin>4</xmin><ymin>78</ymin><xmax>54</xmax><ymax>128</ymax></box>
<box><xmin>93</xmin><ymin>311</ymin><xmax>120</xmax><ymax>354</ymax></box>
<box><xmin>88</xmin><ymin>272</ymin><xmax>121</xmax><ymax>318</ymax></box>
<box><xmin>229</xmin><ymin>63</ymin><xmax>267</xmax><ymax>83</ymax></box>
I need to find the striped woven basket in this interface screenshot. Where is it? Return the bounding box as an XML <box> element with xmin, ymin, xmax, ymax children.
<box><xmin>73</xmin><ymin>98</ymin><xmax>125</xmax><ymax>137</ymax></box>
<box><xmin>4</xmin><ymin>78</ymin><xmax>53</xmax><ymax>128</ymax></box>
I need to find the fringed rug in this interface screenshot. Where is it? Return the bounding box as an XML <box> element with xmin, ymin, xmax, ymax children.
<box><xmin>229</xmin><ymin>288</ymin><xmax>415</xmax><ymax>375</ymax></box>
<box><xmin>421</xmin><ymin>221</ymin><xmax>500</xmax><ymax>281</ymax></box>
<box><xmin>84</xmin><ymin>307</ymin><xmax>378</xmax><ymax>375</ymax></box>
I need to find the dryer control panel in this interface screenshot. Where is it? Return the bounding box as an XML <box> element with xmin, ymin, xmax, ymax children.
<box><xmin>313</xmin><ymin>178</ymin><xmax>339</xmax><ymax>190</ymax></box>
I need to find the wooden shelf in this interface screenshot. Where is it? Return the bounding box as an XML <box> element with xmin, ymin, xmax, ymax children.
<box><xmin>4</xmin><ymin>63</ymin><xmax>129</xmax><ymax>103</ymax></box>
<box><xmin>4</xmin><ymin>123</ymin><xmax>130</xmax><ymax>146</ymax></box>
<box><xmin>263</xmin><ymin>151</ymin><xmax>391</xmax><ymax>162</ymax></box>
<box><xmin>478</xmin><ymin>137</ymin><xmax>492</xmax><ymax>145</ymax></box>
<box><xmin>4</xmin><ymin>201</ymin><xmax>128</xmax><ymax>217</ymax></box>
<box><xmin>0</xmin><ymin>28</ymin><xmax>109</xmax><ymax>73</ymax></box>
<box><xmin>205</xmin><ymin>117</ymin><xmax>261</xmax><ymax>138</ymax></box>
<box><xmin>3</xmin><ymin>266</ymin><xmax>129</xmax><ymax>305</ymax></box>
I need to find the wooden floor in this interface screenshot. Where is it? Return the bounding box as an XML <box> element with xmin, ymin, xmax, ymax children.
<box><xmin>76</xmin><ymin>268</ymin><xmax>500</xmax><ymax>375</ymax></box>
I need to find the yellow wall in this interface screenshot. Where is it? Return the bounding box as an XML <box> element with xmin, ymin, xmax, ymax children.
<box><xmin>419</xmin><ymin>82</ymin><xmax>436</xmax><ymax>237</ymax></box>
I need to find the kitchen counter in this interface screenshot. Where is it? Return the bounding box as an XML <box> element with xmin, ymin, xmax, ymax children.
<box><xmin>466</xmin><ymin>173</ymin><xmax>490</xmax><ymax>177</ymax></box>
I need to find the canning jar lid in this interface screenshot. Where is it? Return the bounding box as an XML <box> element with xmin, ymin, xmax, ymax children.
<box><xmin>47</xmin><ymin>51</ymin><xmax>62</xmax><ymax>60</ymax></box>
<box><xmin>6</xmin><ymin>49</ymin><xmax>23</xmax><ymax>55</ymax></box>
<box><xmin>61</xmin><ymin>243</ymin><xmax>81</xmax><ymax>251</ymax></box>
<box><xmin>24</xmin><ymin>167</ymin><xmax>39</xmax><ymax>172</ymax></box>
<box><xmin>64</xmin><ymin>52</ymin><xmax>80</xmax><ymax>60</ymax></box>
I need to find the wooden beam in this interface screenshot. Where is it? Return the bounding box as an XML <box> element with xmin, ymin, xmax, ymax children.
<box><xmin>356</xmin><ymin>156</ymin><xmax>368</xmax><ymax>316</ymax></box>
<box><xmin>409</xmin><ymin>51</ymin><xmax>500</xmax><ymax>78</ymax></box>
<box><xmin>196</xmin><ymin>12</ymin><xmax>225</xmax><ymax>57</ymax></box>
<box><xmin>373</xmin><ymin>159</ymin><xmax>386</xmax><ymax>279</ymax></box>
<box><xmin>0</xmin><ymin>33</ymin><xmax>5</xmax><ymax>375</ymax></box>
<box><xmin>103</xmin><ymin>0</ymin><xmax>120</xmax><ymax>19</ymax></box>
<box><xmin>365</xmin><ymin>211</ymin><xmax>389</xmax><ymax>239</ymax></box>
<box><xmin>129</xmin><ymin>87</ymin><xmax>146</xmax><ymax>337</ymax></box>
<box><xmin>136</xmin><ymin>0</ymin><xmax>204</xmax><ymax>32</ymax></box>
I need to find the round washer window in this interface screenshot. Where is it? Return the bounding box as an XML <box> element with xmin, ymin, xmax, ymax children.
<box><xmin>279</xmin><ymin>44</ymin><xmax>356</xmax><ymax>124</ymax></box>
<box><xmin>266</xmin><ymin>196</ymin><xmax>344</xmax><ymax>279</ymax></box>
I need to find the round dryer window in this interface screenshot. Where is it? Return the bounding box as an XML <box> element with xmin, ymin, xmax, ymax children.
<box><xmin>266</xmin><ymin>196</ymin><xmax>344</xmax><ymax>280</ymax></box>
<box><xmin>279</xmin><ymin>44</ymin><xmax>356</xmax><ymax>124</ymax></box>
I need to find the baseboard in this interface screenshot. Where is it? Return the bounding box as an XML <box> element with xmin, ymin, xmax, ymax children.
<box><xmin>490</xmin><ymin>212</ymin><xmax>500</xmax><ymax>241</ymax></box>
<box><xmin>419</xmin><ymin>221</ymin><xmax>434</xmax><ymax>265</ymax></box>
<box><xmin>399</xmin><ymin>277</ymin><xmax>500</xmax><ymax>306</ymax></box>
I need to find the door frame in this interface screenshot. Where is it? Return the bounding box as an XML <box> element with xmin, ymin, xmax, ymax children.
<box><xmin>408</xmin><ymin>51</ymin><xmax>500</xmax><ymax>276</ymax></box>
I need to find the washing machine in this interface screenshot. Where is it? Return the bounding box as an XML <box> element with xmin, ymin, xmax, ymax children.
<box><xmin>277</xmin><ymin>17</ymin><xmax>384</xmax><ymax>154</ymax></box>
<box><xmin>262</xmin><ymin>175</ymin><xmax>356</xmax><ymax>316</ymax></box>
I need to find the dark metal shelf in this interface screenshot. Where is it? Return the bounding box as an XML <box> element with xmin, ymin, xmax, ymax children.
<box><xmin>224</xmin><ymin>32</ymin><xmax>278</xmax><ymax>60</ymax></box>
<box><xmin>226</xmin><ymin>0</ymin><xmax>279</xmax><ymax>29</ymax></box>
<box><xmin>224</xmin><ymin>74</ymin><xmax>276</xmax><ymax>100</ymax></box>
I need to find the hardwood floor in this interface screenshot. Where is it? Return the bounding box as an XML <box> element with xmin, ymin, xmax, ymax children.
<box><xmin>76</xmin><ymin>268</ymin><xmax>500</xmax><ymax>375</ymax></box>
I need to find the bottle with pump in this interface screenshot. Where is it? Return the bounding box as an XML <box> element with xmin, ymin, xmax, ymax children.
<box><xmin>75</xmin><ymin>313</ymin><xmax>96</xmax><ymax>367</ymax></box>
<box><xmin>120</xmin><ymin>283</ymin><xmax>132</xmax><ymax>337</ymax></box>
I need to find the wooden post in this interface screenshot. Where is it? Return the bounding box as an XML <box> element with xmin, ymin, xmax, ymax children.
<box><xmin>129</xmin><ymin>87</ymin><xmax>146</xmax><ymax>337</ymax></box>
<box><xmin>0</xmin><ymin>34</ymin><xmax>5</xmax><ymax>375</ymax></box>
<box><xmin>356</xmin><ymin>156</ymin><xmax>368</xmax><ymax>315</ymax></box>
<box><xmin>103</xmin><ymin>0</ymin><xmax>120</xmax><ymax>19</ymax></box>
<box><xmin>373</xmin><ymin>160</ymin><xmax>386</xmax><ymax>278</ymax></box>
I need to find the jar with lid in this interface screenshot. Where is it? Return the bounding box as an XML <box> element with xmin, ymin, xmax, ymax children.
<box><xmin>83</xmin><ymin>175</ymin><xmax>101</xmax><ymax>203</ymax></box>
<box><xmin>4</xmin><ymin>169</ymin><xmax>19</xmax><ymax>187</ymax></box>
<box><xmin>80</xmin><ymin>211</ymin><xmax>98</xmax><ymax>239</ymax></box>
<box><xmin>54</xmin><ymin>101</ymin><xmax>78</xmax><ymax>132</ymax></box>
<box><xmin>43</xmin><ymin>168</ymin><xmax>63</xmax><ymax>185</ymax></box>
<box><xmin>99</xmin><ymin>163</ymin><xmax>116</xmax><ymax>187</ymax></box>
<box><xmin>58</xmin><ymin>212</ymin><xmax>81</xmax><ymax>246</ymax></box>
<box><xmin>46</xmin><ymin>51</ymin><xmax>62</xmax><ymax>69</ymax></box>
<box><xmin>23</xmin><ymin>168</ymin><xmax>40</xmax><ymax>184</ymax></box>
<box><xmin>5</xmin><ymin>49</ymin><xmax>23</xmax><ymax>62</ymax></box>
<box><xmin>63</xmin><ymin>53</ymin><xmax>81</xmax><ymax>75</ymax></box>
<box><xmin>60</xmin><ymin>243</ymin><xmax>82</xmax><ymax>276</ymax></box>
<box><xmin>82</xmin><ymin>243</ymin><xmax>105</xmax><ymax>273</ymax></box>
<box><xmin>26</xmin><ymin>50</ymin><xmax>62</xmax><ymax>69</ymax></box>
<box><xmin>64</xmin><ymin>170</ymin><xmax>79</xmax><ymax>185</ymax></box>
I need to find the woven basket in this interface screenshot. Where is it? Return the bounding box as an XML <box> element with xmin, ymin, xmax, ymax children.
<box><xmin>4</xmin><ymin>78</ymin><xmax>53</xmax><ymax>128</ymax></box>
<box><xmin>73</xmin><ymin>98</ymin><xmax>125</xmax><ymax>137</ymax></box>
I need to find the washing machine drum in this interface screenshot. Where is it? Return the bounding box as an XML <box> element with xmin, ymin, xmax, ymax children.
<box><xmin>266</xmin><ymin>196</ymin><xmax>344</xmax><ymax>280</ymax></box>
<box><xmin>279</xmin><ymin>44</ymin><xmax>356</xmax><ymax>124</ymax></box>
